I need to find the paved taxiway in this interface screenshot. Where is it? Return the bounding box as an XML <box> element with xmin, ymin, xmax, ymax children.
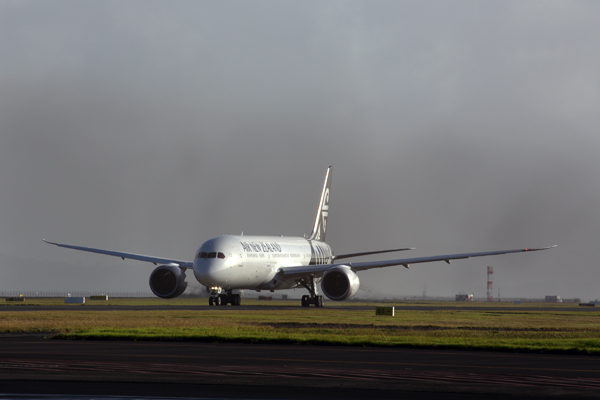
<box><xmin>2</xmin><ymin>303</ymin><xmax>599</xmax><ymax>312</ymax></box>
<box><xmin>1</xmin><ymin>332</ymin><xmax>600</xmax><ymax>399</ymax></box>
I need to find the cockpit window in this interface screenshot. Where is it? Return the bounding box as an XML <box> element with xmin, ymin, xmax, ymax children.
<box><xmin>199</xmin><ymin>251</ymin><xmax>225</xmax><ymax>259</ymax></box>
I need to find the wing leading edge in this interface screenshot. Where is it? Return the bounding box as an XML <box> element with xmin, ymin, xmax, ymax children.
<box><xmin>279</xmin><ymin>245</ymin><xmax>556</xmax><ymax>279</ymax></box>
<box><xmin>43</xmin><ymin>239</ymin><xmax>194</xmax><ymax>269</ymax></box>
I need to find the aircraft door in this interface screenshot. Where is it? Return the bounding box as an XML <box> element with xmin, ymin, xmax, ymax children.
<box><xmin>233</xmin><ymin>246</ymin><xmax>243</xmax><ymax>267</ymax></box>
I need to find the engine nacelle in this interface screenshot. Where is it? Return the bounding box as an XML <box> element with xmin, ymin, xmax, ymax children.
<box><xmin>149</xmin><ymin>265</ymin><xmax>188</xmax><ymax>299</ymax></box>
<box><xmin>321</xmin><ymin>265</ymin><xmax>360</xmax><ymax>301</ymax></box>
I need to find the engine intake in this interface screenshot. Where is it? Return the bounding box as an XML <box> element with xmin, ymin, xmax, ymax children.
<box><xmin>321</xmin><ymin>265</ymin><xmax>360</xmax><ymax>301</ymax></box>
<box><xmin>149</xmin><ymin>265</ymin><xmax>188</xmax><ymax>299</ymax></box>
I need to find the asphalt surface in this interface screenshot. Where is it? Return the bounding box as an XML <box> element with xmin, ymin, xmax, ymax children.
<box><xmin>1</xmin><ymin>333</ymin><xmax>600</xmax><ymax>399</ymax></box>
<box><xmin>1</xmin><ymin>303</ymin><xmax>599</xmax><ymax>312</ymax></box>
<box><xmin>2</xmin><ymin>304</ymin><xmax>600</xmax><ymax>399</ymax></box>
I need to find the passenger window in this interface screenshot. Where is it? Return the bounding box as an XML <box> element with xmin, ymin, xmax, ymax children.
<box><xmin>218</xmin><ymin>252</ymin><xmax>226</xmax><ymax>259</ymax></box>
<box><xmin>208</xmin><ymin>252</ymin><xmax>217</xmax><ymax>258</ymax></box>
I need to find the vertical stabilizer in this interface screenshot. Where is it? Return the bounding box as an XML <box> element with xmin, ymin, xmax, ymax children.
<box><xmin>308</xmin><ymin>166</ymin><xmax>332</xmax><ymax>242</ymax></box>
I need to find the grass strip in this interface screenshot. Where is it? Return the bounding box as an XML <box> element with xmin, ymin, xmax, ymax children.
<box><xmin>53</xmin><ymin>325</ymin><xmax>600</xmax><ymax>355</ymax></box>
<box><xmin>4</xmin><ymin>301</ymin><xmax>600</xmax><ymax>355</ymax></box>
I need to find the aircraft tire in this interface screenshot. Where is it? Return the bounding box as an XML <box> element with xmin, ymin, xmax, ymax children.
<box><xmin>214</xmin><ymin>295</ymin><xmax>221</xmax><ymax>306</ymax></box>
<box><xmin>318</xmin><ymin>296</ymin><xmax>324</xmax><ymax>307</ymax></box>
<box><xmin>314</xmin><ymin>296</ymin><xmax>324</xmax><ymax>307</ymax></box>
<box><xmin>209</xmin><ymin>296</ymin><xmax>214</xmax><ymax>306</ymax></box>
<box><xmin>233</xmin><ymin>294</ymin><xmax>241</xmax><ymax>306</ymax></box>
<box><xmin>219</xmin><ymin>294</ymin><xmax>228</xmax><ymax>306</ymax></box>
<box><xmin>301</xmin><ymin>295</ymin><xmax>309</xmax><ymax>307</ymax></box>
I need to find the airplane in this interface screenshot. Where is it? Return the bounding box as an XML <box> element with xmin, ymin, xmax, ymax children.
<box><xmin>44</xmin><ymin>166</ymin><xmax>555</xmax><ymax>307</ymax></box>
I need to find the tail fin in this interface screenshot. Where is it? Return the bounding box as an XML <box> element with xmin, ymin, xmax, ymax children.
<box><xmin>308</xmin><ymin>166</ymin><xmax>332</xmax><ymax>242</ymax></box>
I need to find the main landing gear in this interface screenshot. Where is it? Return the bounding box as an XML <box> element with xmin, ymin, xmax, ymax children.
<box><xmin>301</xmin><ymin>294</ymin><xmax>323</xmax><ymax>307</ymax></box>
<box><xmin>297</xmin><ymin>276</ymin><xmax>324</xmax><ymax>308</ymax></box>
<box><xmin>208</xmin><ymin>288</ymin><xmax>241</xmax><ymax>306</ymax></box>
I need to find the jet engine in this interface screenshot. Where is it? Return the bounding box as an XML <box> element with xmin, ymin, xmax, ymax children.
<box><xmin>149</xmin><ymin>265</ymin><xmax>188</xmax><ymax>299</ymax></box>
<box><xmin>321</xmin><ymin>265</ymin><xmax>360</xmax><ymax>301</ymax></box>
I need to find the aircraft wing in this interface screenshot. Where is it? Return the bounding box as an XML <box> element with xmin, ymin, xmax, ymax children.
<box><xmin>333</xmin><ymin>247</ymin><xmax>414</xmax><ymax>261</ymax></box>
<box><xmin>43</xmin><ymin>239</ymin><xmax>194</xmax><ymax>269</ymax></box>
<box><xmin>279</xmin><ymin>245</ymin><xmax>556</xmax><ymax>279</ymax></box>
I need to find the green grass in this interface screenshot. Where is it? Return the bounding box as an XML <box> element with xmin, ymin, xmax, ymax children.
<box><xmin>52</xmin><ymin>325</ymin><xmax>600</xmax><ymax>354</ymax></box>
<box><xmin>2</xmin><ymin>299</ymin><xmax>600</xmax><ymax>354</ymax></box>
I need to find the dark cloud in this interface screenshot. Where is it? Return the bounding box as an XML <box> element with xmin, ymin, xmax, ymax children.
<box><xmin>1</xmin><ymin>1</ymin><xmax>599</xmax><ymax>299</ymax></box>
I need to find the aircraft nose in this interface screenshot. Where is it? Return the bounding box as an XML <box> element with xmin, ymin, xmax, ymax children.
<box><xmin>194</xmin><ymin>257</ymin><xmax>226</xmax><ymax>287</ymax></box>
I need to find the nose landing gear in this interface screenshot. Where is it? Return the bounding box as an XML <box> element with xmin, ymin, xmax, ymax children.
<box><xmin>208</xmin><ymin>287</ymin><xmax>241</xmax><ymax>306</ymax></box>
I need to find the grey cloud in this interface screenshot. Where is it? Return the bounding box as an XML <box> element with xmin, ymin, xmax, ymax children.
<box><xmin>1</xmin><ymin>1</ymin><xmax>599</xmax><ymax>299</ymax></box>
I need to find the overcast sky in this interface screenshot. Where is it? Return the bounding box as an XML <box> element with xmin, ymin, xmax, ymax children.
<box><xmin>1</xmin><ymin>1</ymin><xmax>599</xmax><ymax>300</ymax></box>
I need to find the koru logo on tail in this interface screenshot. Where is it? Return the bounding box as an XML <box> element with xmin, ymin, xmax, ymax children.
<box><xmin>317</xmin><ymin>188</ymin><xmax>329</xmax><ymax>239</ymax></box>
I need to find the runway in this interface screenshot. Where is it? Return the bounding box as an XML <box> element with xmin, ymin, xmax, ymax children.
<box><xmin>1</xmin><ymin>333</ymin><xmax>599</xmax><ymax>399</ymax></box>
<box><xmin>1</xmin><ymin>303</ymin><xmax>598</xmax><ymax>312</ymax></box>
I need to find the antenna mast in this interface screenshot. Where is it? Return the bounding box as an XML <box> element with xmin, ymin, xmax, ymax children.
<box><xmin>487</xmin><ymin>266</ymin><xmax>494</xmax><ymax>302</ymax></box>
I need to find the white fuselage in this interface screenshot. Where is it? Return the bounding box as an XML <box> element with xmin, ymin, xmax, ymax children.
<box><xmin>193</xmin><ymin>235</ymin><xmax>332</xmax><ymax>291</ymax></box>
